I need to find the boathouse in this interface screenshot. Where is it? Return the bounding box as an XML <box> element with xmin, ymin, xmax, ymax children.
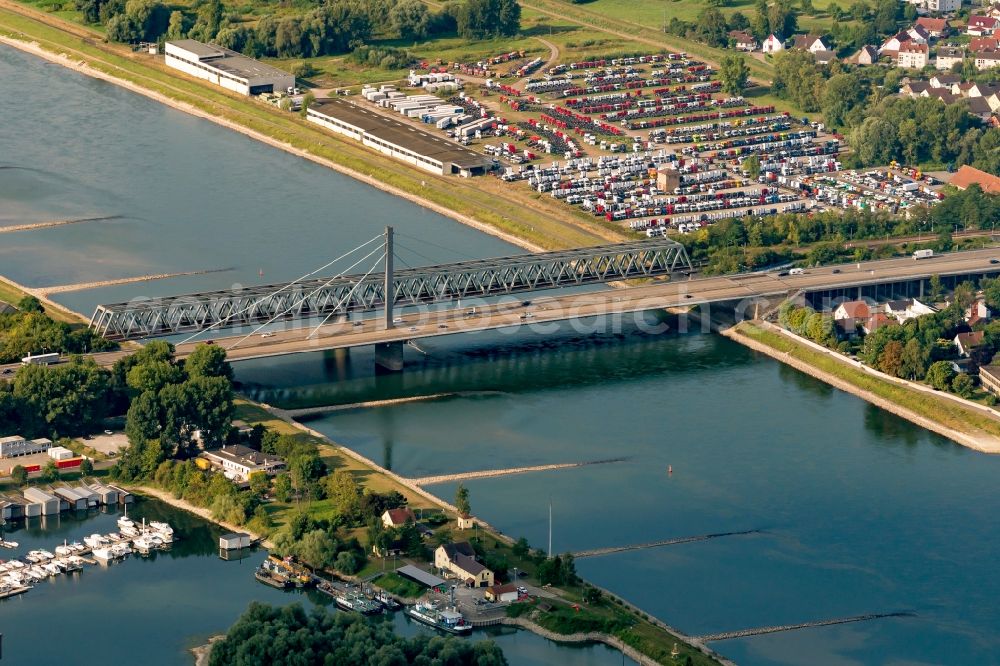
<box><xmin>23</xmin><ymin>488</ymin><xmax>60</xmax><ymax>515</ymax></box>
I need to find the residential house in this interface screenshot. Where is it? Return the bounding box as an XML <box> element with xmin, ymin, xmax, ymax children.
<box><xmin>835</xmin><ymin>317</ymin><xmax>862</xmax><ymax>338</ymax></box>
<box><xmin>834</xmin><ymin>300</ymin><xmax>871</xmax><ymax>321</ymax></box>
<box><xmin>198</xmin><ymin>445</ymin><xmax>285</xmax><ymax>482</ymax></box>
<box><xmin>906</xmin><ymin>24</ymin><xmax>931</xmax><ymax>44</ymax></box>
<box><xmin>381</xmin><ymin>507</ymin><xmax>416</xmax><ymax>528</ymax></box>
<box><xmin>919</xmin><ymin>0</ymin><xmax>960</xmax><ymax>12</ymax></box>
<box><xmin>851</xmin><ymin>45</ymin><xmax>880</xmax><ymax>65</ymax></box>
<box><xmin>915</xmin><ymin>17</ymin><xmax>949</xmax><ymax>39</ymax></box>
<box><xmin>966</xmin><ymin>82</ymin><xmax>998</xmax><ymax>97</ymax></box>
<box><xmin>969</xmin><ymin>16</ymin><xmax>999</xmax><ymax>36</ymax></box>
<box><xmin>973</xmin><ymin>50</ymin><xmax>1000</xmax><ymax>70</ymax></box>
<box><xmin>950</xmin><ymin>164</ymin><xmax>1000</xmax><ymax>193</ymax></box>
<box><xmin>954</xmin><ymin>330</ymin><xmax>986</xmax><ymax>357</ymax></box>
<box><xmin>897</xmin><ymin>42</ymin><xmax>929</xmax><ymax>69</ymax></box>
<box><xmin>434</xmin><ymin>542</ymin><xmax>494</xmax><ymax>588</ymax></box>
<box><xmin>966</xmin><ymin>95</ymin><xmax>994</xmax><ymax>120</ymax></box>
<box><xmin>883</xmin><ymin>299</ymin><xmax>915</xmax><ymax>320</ymax></box>
<box><xmin>879</xmin><ymin>32</ymin><xmax>910</xmax><ymax>56</ymax></box>
<box><xmin>902</xmin><ymin>80</ymin><xmax>932</xmax><ymax>96</ymax></box>
<box><xmin>929</xmin><ymin>73</ymin><xmax>961</xmax><ymax>88</ymax></box>
<box><xmin>793</xmin><ymin>34</ymin><xmax>828</xmax><ymax>53</ymax></box>
<box><xmin>762</xmin><ymin>34</ymin><xmax>784</xmax><ymax>54</ymax></box>
<box><xmin>953</xmin><ymin>81</ymin><xmax>977</xmax><ymax>96</ymax></box>
<box><xmin>966</xmin><ymin>298</ymin><xmax>992</xmax><ymax>325</ymax></box>
<box><xmin>729</xmin><ymin>30</ymin><xmax>757</xmax><ymax>51</ymax></box>
<box><xmin>988</xmin><ymin>6</ymin><xmax>1000</xmax><ymax>21</ymax></box>
<box><xmin>927</xmin><ymin>88</ymin><xmax>959</xmax><ymax>103</ymax></box>
<box><xmin>936</xmin><ymin>46</ymin><xmax>965</xmax><ymax>70</ymax></box>
<box><xmin>985</xmin><ymin>91</ymin><xmax>1000</xmax><ymax>111</ymax></box>
<box><xmin>970</xmin><ymin>37</ymin><xmax>999</xmax><ymax>52</ymax></box>
<box><xmin>814</xmin><ymin>50</ymin><xmax>837</xmax><ymax>65</ymax></box>
<box><xmin>863</xmin><ymin>313</ymin><xmax>897</xmax><ymax>335</ymax></box>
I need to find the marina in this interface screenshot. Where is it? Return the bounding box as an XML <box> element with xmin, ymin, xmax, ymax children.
<box><xmin>0</xmin><ymin>516</ymin><xmax>176</xmax><ymax>597</ymax></box>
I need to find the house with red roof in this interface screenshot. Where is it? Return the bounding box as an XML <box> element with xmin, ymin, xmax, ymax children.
<box><xmin>954</xmin><ymin>331</ymin><xmax>986</xmax><ymax>357</ymax></box>
<box><xmin>381</xmin><ymin>507</ymin><xmax>416</xmax><ymax>528</ymax></box>
<box><xmin>915</xmin><ymin>17</ymin><xmax>949</xmax><ymax>39</ymax></box>
<box><xmin>968</xmin><ymin>15</ymin><xmax>998</xmax><ymax>37</ymax></box>
<box><xmin>834</xmin><ymin>300</ymin><xmax>872</xmax><ymax>321</ymax></box>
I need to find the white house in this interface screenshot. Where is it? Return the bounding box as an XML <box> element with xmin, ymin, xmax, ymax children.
<box><xmin>164</xmin><ymin>39</ymin><xmax>294</xmax><ymax>96</ymax></box>
<box><xmin>936</xmin><ymin>46</ymin><xmax>965</xmax><ymax>70</ymax></box>
<box><xmin>968</xmin><ymin>15</ymin><xmax>998</xmax><ymax>37</ymax></box>
<box><xmin>199</xmin><ymin>445</ymin><xmax>285</xmax><ymax>482</ymax></box>
<box><xmin>762</xmin><ymin>34</ymin><xmax>784</xmax><ymax>54</ymax></box>
<box><xmin>381</xmin><ymin>507</ymin><xmax>416</xmax><ymax>528</ymax></box>
<box><xmin>834</xmin><ymin>300</ymin><xmax>871</xmax><ymax>321</ymax></box>
<box><xmin>954</xmin><ymin>331</ymin><xmax>986</xmax><ymax>357</ymax></box>
<box><xmin>897</xmin><ymin>42</ymin><xmax>929</xmax><ymax>69</ymax></box>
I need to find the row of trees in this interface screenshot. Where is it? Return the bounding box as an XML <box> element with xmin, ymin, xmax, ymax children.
<box><xmin>83</xmin><ymin>0</ymin><xmax>520</xmax><ymax>57</ymax></box>
<box><xmin>680</xmin><ymin>186</ymin><xmax>1000</xmax><ymax>274</ymax></box>
<box><xmin>0</xmin><ymin>296</ymin><xmax>114</xmax><ymax>364</ymax></box>
<box><xmin>208</xmin><ymin>602</ymin><xmax>508</xmax><ymax>665</ymax></box>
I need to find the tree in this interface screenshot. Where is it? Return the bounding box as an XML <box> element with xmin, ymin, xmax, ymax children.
<box><xmin>208</xmin><ymin>602</ymin><xmax>507</xmax><ymax>665</ymax></box>
<box><xmin>325</xmin><ymin>470</ymin><xmax>361</xmax><ymax>520</ymax></box>
<box><xmin>741</xmin><ymin>154</ymin><xmax>761</xmax><ymax>181</ymax></box>
<box><xmin>297</xmin><ymin>529</ymin><xmax>339</xmax><ymax>570</ymax></box>
<box><xmin>926</xmin><ymin>360</ymin><xmax>956</xmax><ymax>390</ymax></box>
<box><xmin>17</xmin><ymin>296</ymin><xmax>44</xmax><ymax>313</ymax></box>
<box><xmin>455</xmin><ymin>483</ymin><xmax>471</xmax><ymax>516</ymax></box>
<box><xmin>391</xmin><ymin>0</ymin><xmax>431</xmax><ymax>41</ymax></box>
<box><xmin>125</xmin><ymin>390</ymin><xmax>161</xmax><ymax>446</ymax></box>
<box><xmin>184</xmin><ymin>344</ymin><xmax>233</xmax><ymax>381</ymax></box>
<box><xmin>124</xmin><ymin>0</ymin><xmax>168</xmax><ymax>41</ymax></box>
<box><xmin>334</xmin><ymin>550</ymin><xmax>360</xmax><ymax>574</ymax></box>
<box><xmin>878</xmin><ymin>340</ymin><xmax>904</xmax><ymax>377</ymax></box>
<box><xmin>249</xmin><ymin>471</ymin><xmax>270</xmax><ymax>497</ymax></box>
<box><xmin>695</xmin><ymin>7</ymin><xmax>729</xmax><ymax>47</ymax></box>
<box><xmin>900</xmin><ymin>338</ymin><xmax>926</xmax><ymax>380</ymax></box>
<box><xmin>952</xmin><ymin>373</ymin><xmax>975</xmax><ymax>398</ymax></box>
<box><xmin>928</xmin><ymin>274</ymin><xmax>944</xmax><ymax>301</ymax></box>
<box><xmin>274</xmin><ymin>474</ymin><xmax>293</xmax><ymax>502</ymax></box>
<box><xmin>583</xmin><ymin>586</ymin><xmax>603</xmax><ymax>604</ymax></box>
<box><xmin>512</xmin><ymin>537</ymin><xmax>530</xmax><ymax>558</ymax></box>
<box><xmin>10</xmin><ymin>465</ymin><xmax>28</xmax><ymax>487</ymax></box>
<box><xmin>299</xmin><ymin>92</ymin><xmax>315</xmax><ymax>118</ymax></box>
<box><xmin>41</xmin><ymin>460</ymin><xmax>59</xmax><ymax>483</ymax></box>
<box><xmin>185</xmin><ymin>375</ymin><xmax>234</xmax><ymax>448</ymax></box>
<box><xmin>457</xmin><ymin>0</ymin><xmax>520</xmax><ymax>39</ymax></box>
<box><xmin>719</xmin><ymin>54</ymin><xmax>750</xmax><ymax>96</ymax></box>
<box><xmin>728</xmin><ymin>11</ymin><xmax>749</xmax><ymax>31</ymax></box>
<box><xmin>80</xmin><ymin>458</ymin><xmax>94</xmax><ymax>476</ymax></box>
<box><xmin>165</xmin><ymin>10</ymin><xmax>188</xmax><ymax>39</ymax></box>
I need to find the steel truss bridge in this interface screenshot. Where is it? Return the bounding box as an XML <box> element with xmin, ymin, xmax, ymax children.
<box><xmin>89</xmin><ymin>235</ymin><xmax>693</xmax><ymax>341</ymax></box>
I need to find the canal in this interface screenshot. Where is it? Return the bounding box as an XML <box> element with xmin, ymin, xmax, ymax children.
<box><xmin>3</xmin><ymin>42</ymin><xmax>1000</xmax><ymax>666</ymax></box>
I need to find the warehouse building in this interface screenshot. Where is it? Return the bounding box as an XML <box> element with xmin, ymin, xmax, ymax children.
<box><xmin>0</xmin><ymin>435</ymin><xmax>53</xmax><ymax>458</ymax></box>
<box><xmin>306</xmin><ymin>98</ymin><xmax>490</xmax><ymax>177</ymax></box>
<box><xmin>164</xmin><ymin>39</ymin><xmax>294</xmax><ymax>96</ymax></box>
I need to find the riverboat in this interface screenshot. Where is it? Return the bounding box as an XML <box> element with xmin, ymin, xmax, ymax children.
<box><xmin>404</xmin><ymin>602</ymin><xmax>473</xmax><ymax>635</ymax></box>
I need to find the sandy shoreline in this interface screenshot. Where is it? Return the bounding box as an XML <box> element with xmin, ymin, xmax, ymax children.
<box><xmin>0</xmin><ymin>35</ymin><xmax>543</xmax><ymax>255</ymax></box>
<box><xmin>724</xmin><ymin>322</ymin><xmax>1000</xmax><ymax>454</ymax></box>
<box><xmin>129</xmin><ymin>485</ymin><xmax>274</xmax><ymax>548</ymax></box>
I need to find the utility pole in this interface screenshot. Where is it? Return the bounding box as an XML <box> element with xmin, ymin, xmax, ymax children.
<box><xmin>384</xmin><ymin>225</ymin><xmax>394</xmax><ymax>330</ymax></box>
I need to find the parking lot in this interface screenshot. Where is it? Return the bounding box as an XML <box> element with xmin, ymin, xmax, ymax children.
<box><xmin>82</xmin><ymin>431</ymin><xmax>128</xmax><ymax>456</ymax></box>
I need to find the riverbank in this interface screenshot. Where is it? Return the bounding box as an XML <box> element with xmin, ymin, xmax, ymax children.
<box><xmin>725</xmin><ymin>321</ymin><xmax>1000</xmax><ymax>454</ymax></box>
<box><xmin>128</xmin><ymin>485</ymin><xmax>274</xmax><ymax>548</ymax></box>
<box><xmin>0</xmin><ymin>4</ymin><xmax>616</xmax><ymax>252</ymax></box>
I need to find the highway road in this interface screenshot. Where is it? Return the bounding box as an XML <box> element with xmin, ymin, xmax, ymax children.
<box><xmin>4</xmin><ymin>247</ymin><xmax>1000</xmax><ymax>372</ymax></box>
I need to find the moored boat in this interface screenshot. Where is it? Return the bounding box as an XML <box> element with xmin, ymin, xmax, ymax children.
<box><xmin>404</xmin><ymin>602</ymin><xmax>472</xmax><ymax>635</ymax></box>
<box><xmin>254</xmin><ymin>565</ymin><xmax>291</xmax><ymax>589</ymax></box>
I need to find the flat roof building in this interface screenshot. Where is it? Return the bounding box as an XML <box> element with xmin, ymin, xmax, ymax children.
<box><xmin>0</xmin><ymin>435</ymin><xmax>53</xmax><ymax>458</ymax></box>
<box><xmin>164</xmin><ymin>39</ymin><xmax>294</xmax><ymax>96</ymax></box>
<box><xmin>306</xmin><ymin>98</ymin><xmax>490</xmax><ymax>177</ymax></box>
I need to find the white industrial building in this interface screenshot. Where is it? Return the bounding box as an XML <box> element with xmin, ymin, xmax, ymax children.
<box><xmin>307</xmin><ymin>98</ymin><xmax>490</xmax><ymax>177</ymax></box>
<box><xmin>164</xmin><ymin>39</ymin><xmax>294</xmax><ymax>96</ymax></box>
<box><xmin>0</xmin><ymin>435</ymin><xmax>53</xmax><ymax>458</ymax></box>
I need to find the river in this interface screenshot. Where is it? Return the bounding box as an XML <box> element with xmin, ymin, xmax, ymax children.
<box><xmin>3</xmin><ymin>41</ymin><xmax>1000</xmax><ymax>666</ymax></box>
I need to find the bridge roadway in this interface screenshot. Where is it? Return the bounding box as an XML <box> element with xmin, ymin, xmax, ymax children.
<box><xmin>3</xmin><ymin>248</ymin><xmax>999</xmax><ymax>374</ymax></box>
<box><xmin>185</xmin><ymin>247</ymin><xmax>1000</xmax><ymax>362</ymax></box>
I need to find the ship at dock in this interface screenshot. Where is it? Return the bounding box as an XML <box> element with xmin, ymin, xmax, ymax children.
<box><xmin>404</xmin><ymin>602</ymin><xmax>473</xmax><ymax>635</ymax></box>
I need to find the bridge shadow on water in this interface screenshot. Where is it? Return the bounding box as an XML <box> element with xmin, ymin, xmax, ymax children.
<box><xmin>236</xmin><ymin>316</ymin><xmax>757</xmax><ymax>410</ymax></box>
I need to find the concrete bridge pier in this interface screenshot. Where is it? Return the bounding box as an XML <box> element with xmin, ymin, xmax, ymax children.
<box><xmin>374</xmin><ymin>341</ymin><xmax>404</xmax><ymax>372</ymax></box>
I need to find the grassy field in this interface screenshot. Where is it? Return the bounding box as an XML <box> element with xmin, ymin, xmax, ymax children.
<box><xmin>733</xmin><ymin>322</ymin><xmax>1000</xmax><ymax>441</ymax></box>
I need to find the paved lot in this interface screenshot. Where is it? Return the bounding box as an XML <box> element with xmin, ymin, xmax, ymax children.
<box><xmin>83</xmin><ymin>432</ymin><xmax>128</xmax><ymax>456</ymax></box>
<box><xmin>1</xmin><ymin>451</ymin><xmax>53</xmax><ymax>473</ymax></box>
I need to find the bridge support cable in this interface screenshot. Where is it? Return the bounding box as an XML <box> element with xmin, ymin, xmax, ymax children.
<box><xmin>223</xmin><ymin>243</ymin><xmax>387</xmax><ymax>351</ymax></box>
<box><xmin>305</xmin><ymin>252</ymin><xmax>386</xmax><ymax>340</ymax></box>
<box><xmin>89</xmin><ymin>237</ymin><xmax>693</xmax><ymax>341</ymax></box>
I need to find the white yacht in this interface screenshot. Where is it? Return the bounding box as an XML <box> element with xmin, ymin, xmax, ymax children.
<box><xmin>83</xmin><ymin>534</ymin><xmax>108</xmax><ymax>549</ymax></box>
<box><xmin>92</xmin><ymin>547</ymin><xmax>113</xmax><ymax>562</ymax></box>
<box><xmin>117</xmin><ymin>505</ymin><xmax>135</xmax><ymax>532</ymax></box>
<box><xmin>148</xmin><ymin>521</ymin><xmax>174</xmax><ymax>543</ymax></box>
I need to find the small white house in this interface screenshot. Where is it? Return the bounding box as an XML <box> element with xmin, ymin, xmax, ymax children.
<box><xmin>762</xmin><ymin>34</ymin><xmax>784</xmax><ymax>54</ymax></box>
